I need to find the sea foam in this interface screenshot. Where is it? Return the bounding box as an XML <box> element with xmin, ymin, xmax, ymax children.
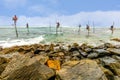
<box><xmin>0</xmin><ymin>36</ymin><xmax>44</xmax><ymax>48</ymax></box>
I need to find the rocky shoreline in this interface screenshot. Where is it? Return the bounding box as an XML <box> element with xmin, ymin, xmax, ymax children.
<box><xmin>0</xmin><ymin>42</ymin><xmax>120</xmax><ymax>80</ymax></box>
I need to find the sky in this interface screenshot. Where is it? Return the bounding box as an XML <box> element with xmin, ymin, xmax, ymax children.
<box><xmin>1</xmin><ymin>0</ymin><xmax>120</xmax><ymax>27</ymax></box>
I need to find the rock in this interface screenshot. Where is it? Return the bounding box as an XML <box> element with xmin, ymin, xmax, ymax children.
<box><xmin>94</xmin><ymin>49</ymin><xmax>110</xmax><ymax>57</ymax></box>
<box><xmin>114</xmin><ymin>76</ymin><xmax>120</xmax><ymax>80</ymax></box>
<box><xmin>32</xmin><ymin>55</ymin><xmax>49</xmax><ymax>64</ymax></box>
<box><xmin>34</xmin><ymin>49</ymin><xmax>41</xmax><ymax>54</ymax></box>
<box><xmin>0</xmin><ymin>57</ymin><xmax>8</xmax><ymax>65</ymax></box>
<box><xmin>107</xmin><ymin>48</ymin><xmax>120</xmax><ymax>55</ymax></box>
<box><xmin>57</xmin><ymin>59</ymin><xmax>107</xmax><ymax>80</ymax></box>
<box><xmin>107</xmin><ymin>63</ymin><xmax>120</xmax><ymax>76</ymax></box>
<box><xmin>72</xmin><ymin>51</ymin><xmax>80</xmax><ymax>56</ymax></box>
<box><xmin>100</xmin><ymin>56</ymin><xmax>120</xmax><ymax>76</ymax></box>
<box><xmin>84</xmin><ymin>48</ymin><xmax>92</xmax><ymax>53</ymax></box>
<box><xmin>69</xmin><ymin>47</ymin><xmax>79</xmax><ymax>52</ymax></box>
<box><xmin>110</xmin><ymin>38</ymin><xmax>120</xmax><ymax>42</ymax></box>
<box><xmin>70</xmin><ymin>56</ymin><xmax>80</xmax><ymax>61</ymax></box>
<box><xmin>73</xmin><ymin>43</ymin><xmax>79</xmax><ymax>47</ymax></box>
<box><xmin>112</xmin><ymin>55</ymin><xmax>120</xmax><ymax>61</ymax></box>
<box><xmin>99</xmin><ymin>56</ymin><xmax>117</xmax><ymax>66</ymax></box>
<box><xmin>57</xmin><ymin>52</ymin><xmax>64</xmax><ymax>56</ymax></box>
<box><xmin>47</xmin><ymin>60</ymin><xmax>61</xmax><ymax>70</ymax></box>
<box><xmin>0</xmin><ymin>54</ymin><xmax>55</xmax><ymax>80</ymax></box>
<box><xmin>0</xmin><ymin>63</ymin><xmax>7</xmax><ymax>75</ymax></box>
<box><xmin>100</xmin><ymin>66</ymin><xmax>114</xmax><ymax>80</ymax></box>
<box><xmin>64</xmin><ymin>56</ymin><xmax>71</xmax><ymax>62</ymax></box>
<box><xmin>59</xmin><ymin>46</ymin><xmax>69</xmax><ymax>51</ymax></box>
<box><xmin>7</xmin><ymin>61</ymin><xmax>55</xmax><ymax>80</ymax></box>
<box><xmin>79</xmin><ymin>50</ymin><xmax>88</xmax><ymax>57</ymax></box>
<box><xmin>87</xmin><ymin>52</ymin><xmax>98</xmax><ymax>59</ymax></box>
<box><xmin>104</xmin><ymin>43</ymin><xmax>114</xmax><ymax>48</ymax></box>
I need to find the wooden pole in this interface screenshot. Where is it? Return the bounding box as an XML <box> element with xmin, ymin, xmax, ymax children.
<box><xmin>86</xmin><ymin>24</ymin><xmax>90</xmax><ymax>37</ymax></box>
<box><xmin>56</xmin><ymin>22</ymin><xmax>60</xmax><ymax>36</ymax></box>
<box><xmin>49</xmin><ymin>21</ymin><xmax>51</xmax><ymax>33</ymax></box>
<box><xmin>26</xmin><ymin>23</ymin><xmax>29</xmax><ymax>34</ymax></box>
<box><xmin>13</xmin><ymin>15</ymin><xmax>18</xmax><ymax>38</ymax></box>
<box><xmin>78</xmin><ymin>24</ymin><xmax>81</xmax><ymax>34</ymax></box>
<box><xmin>93</xmin><ymin>21</ymin><xmax>95</xmax><ymax>33</ymax></box>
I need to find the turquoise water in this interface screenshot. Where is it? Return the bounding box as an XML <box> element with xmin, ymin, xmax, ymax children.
<box><xmin>0</xmin><ymin>27</ymin><xmax>120</xmax><ymax>48</ymax></box>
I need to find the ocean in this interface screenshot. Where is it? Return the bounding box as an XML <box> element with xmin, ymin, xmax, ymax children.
<box><xmin>0</xmin><ymin>27</ymin><xmax>120</xmax><ymax>48</ymax></box>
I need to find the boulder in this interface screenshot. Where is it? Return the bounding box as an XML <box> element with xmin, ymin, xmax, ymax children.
<box><xmin>87</xmin><ymin>52</ymin><xmax>98</xmax><ymax>59</ymax></box>
<box><xmin>0</xmin><ymin>63</ymin><xmax>7</xmax><ymax>75</ymax></box>
<box><xmin>93</xmin><ymin>49</ymin><xmax>110</xmax><ymax>57</ymax></box>
<box><xmin>0</xmin><ymin>54</ymin><xmax>55</xmax><ymax>80</ymax></box>
<box><xmin>7</xmin><ymin>61</ymin><xmax>55</xmax><ymax>80</ymax></box>
<box><xmin>100</xmin><ymin>57</ymin><xmax>120</xmax><ymax>76</ymax></box>
<box><xmin>57</xmin><ymin>59</ymin><xmax>107</xmax><ymax>80</ymax></box>
<box><xmin>47</xmin><ymin>60</ymin><xmax>61</xmax><ymax>70</ymax></box>
<box><xmin>107</xmin><ymin>48</ymin><xmax>120</xmax><ymax>55</ymax></box>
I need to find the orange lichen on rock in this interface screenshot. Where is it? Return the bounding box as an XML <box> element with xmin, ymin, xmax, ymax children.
<box><xmin>47</xmin><ymin>60</ymin><xmax>60</xmax><ymax>70</ymax></box>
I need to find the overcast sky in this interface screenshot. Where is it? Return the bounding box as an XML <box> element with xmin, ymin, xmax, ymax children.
<box><xmin>1</xmin><ymin>0</ymin><xmax>120</xmax><ymax>27</ymax></box>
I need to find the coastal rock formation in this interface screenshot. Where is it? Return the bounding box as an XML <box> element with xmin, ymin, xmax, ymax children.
<box><xmin>0</xmin><ymin>43</ymin><xmax>120</xmax><ymax>80</ymax></box>
<box><xmin>0</xmin><ymin>54</ymin><xmax>55</xmax><ymax>80</ymax></box>
<box><xmin>57</xmin><ymin>59</ymin><xmax>107</xmax><ymax>80</ymax></box>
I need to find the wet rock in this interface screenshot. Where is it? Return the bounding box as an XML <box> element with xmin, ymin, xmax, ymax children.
<box><xmin>59</xmin><ymin>45</ymin><xmax>69</xmax><ymax>52</ymax></box>
<box><xmin>84</xmin><ymin>48</ymin><xmax>92</xmax><ymax>53</ymax></box>
<box><xmin>34</xmin><ymin>49</ymin><xmax>41</xmax><ymax>54</ymax></box>
<box><xmin>47</xmin><ymin>60</ymin><xmax>61</xmax><ymax>70</ymax></box>
<box><xmin>32</xmin><ymin>55</ymin><xmax>49</xmax><ymax>64</ymax></box>
<box><xmin>114</xmin><ymin>76</ymin><xmax>120</xmax><ymax>80</ymax></box>
<box><xmin>100</xmin><ymin>66</ymin><xmax>114</xmax><ymax>80</ymax></box>
<box><xmin>87</xmin><ymin>52</ymin><xmax>98</xmax><ymax>59</ymax></box>
<box><xmin>69</xmin><ymin>47</ymin><xmax>79</xmax><ymax>52</ymax></box>
<box><xmin>70</xmin><ymin>56</ymin><xmax>80</xmax><ymax>61</ymax></box>
<box><xmin>79</xmin><ymin>49</ymin><xmax>88</xmax><ymax>57</ymax></box>
<box><xmin>64</xmin><ymin>56</ymin><xmax>71</xmax><ymax>62</ymax></box>
<box><xmin>107</xmin><ymin>63</ymin><xmax>120</xmax><ymax>76</ymax></box>
<box><xmin>1</xmin><ymin>54</ymin><xmax>55</xmax><ymax>80</ymax></box>
<box><xmin>0</xmin><ymin>57</ymin><xmax>8</xmax><ymax>65</ymax></box>
<box><xmin>104</xmin><ymin>43</ymin><xmax>114</xmax><ymax>48</ymax></box>
<box><xmin>57</xmin><ymin>59</ymin><xmax>107</xmax><ymax>80</ymax></box>
<box><xmin>0</xmin><ymin>63</ymin><xmax>7</xmax><ymax>75</ymax></box>
<box><xmin>93</xmin><ymin>49</ymin><xmax>110</xmax><ymax>57</ymax></box>
<box><xmin>99</xmin><ymin>56</ymin><xmax>120</xmax><ymax>76</ymax></box>
<box><xmin>72</xmin><ymin>51</ymin><xmax>80</xmax><ymax>56</ymax></box>
<box><xmin>107</xmin><ymin>48</ymin><xmax>120</xmax><ymax>55</ymax></box>
<box><xmin>112</xmin><ymin>55</ymin><xmax>120</xmax><ymax>61</ymax></box>
<box><xmin>99</xmin><ymin>57</ymin><xmax>117</xmax><ymax>66</ymax></box>
<box><xmin>7</xmin><ymin>61</ymin><xmax>55</xmax><ymax>80</ymax></box>
<box><xmin>111</xmin><ymin>38</ymin><xmax>120</xmax><ymax>42</ymax></box>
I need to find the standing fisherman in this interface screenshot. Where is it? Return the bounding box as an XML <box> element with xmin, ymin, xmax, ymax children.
<box><xmin>78</xmin><ymin>24</ymin><xmax>81</xmax><ymax>33</ymax></box>
<box><xmin>86</xmin><ymin>24</ymin><xmax>90</xmax><ymax>37</ymax></box>
<box><xmin>110</xmin><ymin>25</ymin><xmax>114</xmax><ymax>35</ymax></box>
<box><xmin>12</xmin><ymin>15</ymin><xmax>18</xmax><ymax>37</ymax></box>
<box><xmin>26</xmin><ymin>23</ymin><xmax>29</xmax><ymax>34</ymax></box>
<box><xmin>56</xmin><ymin>22</ymin><xmax>60</xmax><ymax>35</ymax></box>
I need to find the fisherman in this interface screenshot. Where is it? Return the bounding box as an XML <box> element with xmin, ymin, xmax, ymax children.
<box><xmin>86</xmin><ymin>24</ymin><xmax>90</xmax><ymax>31</ymax></box>
<box><xmin>110</xmin><ymin>25</ymin><xmax>114</xmax><ymax>34</ymax></box>
<box><xmin>86</xmin><ymin>24</ymin><xmax>90</xmax><ymax>37</ymax></box>
<box><xmin>26</xmin><ymin>23</ymin><xmax>29</xmax><ymax>28</ymax></box>
<box><xmin>56</xmin><ymin>22</ymin><xmax>60</xmax><ymax>35</ymax></box>
<box><xmin>56</xmin><ymin>22</ymin><xmax>60</xmax><ymax>28</ymax></box>
<box><xmin>26</xmin><ymin>23</ymin><xmax>29</xmax><ymax>34</ymax></box>
<box><xmin>78</xmin><ymin>24</ymin><xmax>81</xmax><ymax>32</ymax></box>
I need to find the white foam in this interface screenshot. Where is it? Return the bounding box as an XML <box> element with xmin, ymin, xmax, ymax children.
<box><xmin>0</xmin><ymin>36</ymin><xmax>44</xmax><ymax>48</ymax></box>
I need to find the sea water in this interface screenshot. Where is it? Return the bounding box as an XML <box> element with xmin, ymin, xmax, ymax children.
<box><xmin>0</xmin><ymin>27</ymin><xmax>120</xmax><ymax>48</ymax></box>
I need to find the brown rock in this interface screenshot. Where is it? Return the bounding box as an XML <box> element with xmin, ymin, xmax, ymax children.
<box><xmin>107</xmin><ymin>48</ymin><xmax>120</xmax><ymax>55</ymax></box>
<box><xmin>7</xmin><ymin>61</ymin><xmax>55</xmax><ymax>80</ymax></box>
<box><xmin>57</xmin><ymin>59</ymin><xmax>107</xmax><ymax>80</ymax></box>
<box><xmin>1</xmin><ymin>54</ymin><xmax>55</xmax><ymax>80</ymax></box>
